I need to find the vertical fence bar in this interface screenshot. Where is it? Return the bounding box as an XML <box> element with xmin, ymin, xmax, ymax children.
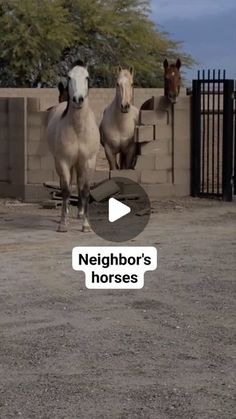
<box><xmin>191</xmin><ymin>80</ymin><xmax>201</xmax><ymax>196</ymax></box>
<box><xmin>222</xmin><ymin>80</ymin><xmax>234</xmax><ymax>201</ymax></box>
<box><xmin>217</xmin><ymin>70</ymin><xmax>221</xmax><ymax>195</ymax></box>
<box><xmin>202</xmin><ymin>70</ymin><xmax>205</xmax><ymax>193</ymax></box>
<box><xmin>212</xmin><ymin>70</ymin><xmax>215</xmax><ymax>193</ymax></box>
<box><xmin>234</xmin><ymin>83</ymin><xmax>236</xmax><ymax>195</ymax></box>
<box><xmin>206</xmin><ymin>69</ymin><xmax>210</xmax><ymax>194</ymax></box>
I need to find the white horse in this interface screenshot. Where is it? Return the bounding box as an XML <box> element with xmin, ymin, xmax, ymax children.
<box><xmin>100</xmin><ymin>66</ymin><xmax>139</xmax><ymax>170</ymax></box>
<box><xmin>47</xmin><ymin>63</ymin><xmax>100</xmax><ymax>232</ymax></box>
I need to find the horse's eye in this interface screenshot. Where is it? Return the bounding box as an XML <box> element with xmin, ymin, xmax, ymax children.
<box><xmin>116</xmin><ymin>83</ymin><xmax>119</xmax><ymax>87</ymax></box>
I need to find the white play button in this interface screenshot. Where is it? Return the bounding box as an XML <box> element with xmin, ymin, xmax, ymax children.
<box><xmin>108</xmin><ymin>197</ymin><xmax>131</xmax><ymax>223</ymax></box>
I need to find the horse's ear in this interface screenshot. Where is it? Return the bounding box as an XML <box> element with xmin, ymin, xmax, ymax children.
<box><xmin>163</xmin><ymin>59</ymin><xmax>169</xmax><ymax>69</ymax></box>
<box><xmin>118</xmin><ymin>65</ymin><xmax>122</xmax><ymax>73</ymax></box>
<box><xmin>129</xmin><ymin>66</ymin><xmax>134</xmax><ymax>76</ymax></box>
<box><xmin>176</xmin><ymin>58</ymin><xmax>181</xmax><ymax>69</ymax></box>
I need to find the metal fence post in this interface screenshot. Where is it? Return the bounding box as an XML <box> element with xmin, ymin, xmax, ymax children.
<box><xmin>222</xmin><ymin>80</ymin><xmax>234</xmax><ymax>201</ymax></box>
<box><xmin>191</xmin><ymin>80</ymin><xmax>201</xmax><ymax>196</ymax></box>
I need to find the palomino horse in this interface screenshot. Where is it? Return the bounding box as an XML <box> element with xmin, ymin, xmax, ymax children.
<box><xmin>140</xmin><ymin>58</ymin><xmax>182</xmax><ymax>110</ymax></box>
<box><xmin>47</xmin><ymin>63</ymin><xmax>100</xmax><ymax>232</ymax></box>
<box><xmin>100</xmin><ymin>66</ymin><xmax>139</xmax><ymax>170</ymax></box>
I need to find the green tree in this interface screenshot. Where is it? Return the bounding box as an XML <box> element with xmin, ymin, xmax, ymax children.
<box><xmin>0</xmin><ymin>0</ymin><xmax>193</xmax><ymax>87</ymax></box>
<box><xmin>60</xmin><ymin>0</ymin><xmax>193</xmax><ymax>86</ymax></box>
<box><xmin>0</xmin><ymin>0</ymin><xmax>74</xmax><ymax>86</ymax></box>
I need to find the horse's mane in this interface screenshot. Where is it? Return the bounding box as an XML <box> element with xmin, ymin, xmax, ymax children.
<box><xmin>71</xmin><ymin>59</ymin><xmax>85</xmax><ymax>68</ymax></box>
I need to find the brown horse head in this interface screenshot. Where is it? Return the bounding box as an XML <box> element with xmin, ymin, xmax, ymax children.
<box><xmin>163</xmin><ymin>59</ymin><xmax>181</xmax><ymax>104</ymax></box>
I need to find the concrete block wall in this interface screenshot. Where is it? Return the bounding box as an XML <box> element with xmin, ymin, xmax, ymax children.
<box><xmin>0</xmin><ymin>91</ymin><xmax>191</xmax><ymax>201</ymax></box>
<box><xmin>133</xmin><ymin>95</ymin><xmax>191</xmax><ymax>198</ymax></box>
<box><xmin>0</xmin><ymin>99</ymin><xmax>9</xmax><ymax>182</ymax></box>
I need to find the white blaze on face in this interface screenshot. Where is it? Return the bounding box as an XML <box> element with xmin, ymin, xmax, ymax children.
<box><xmin>68</xmin><ymin>66</ymin><xmax>89</xmax><ymax>103</ymax></box>
<box><xmin>117</xmin><ymin>71</ymin><xmax>133</xmax><ymax>110</ymax></box>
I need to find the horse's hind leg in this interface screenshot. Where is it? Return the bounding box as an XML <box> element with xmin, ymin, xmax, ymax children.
<box><xmin>104</xmin><ymin>144</ymin><xmax>119</xmax><ymax>170</ymax></box>
<box><xmin>56</xmin><ymin>162</ymin><xmax>71</xmax><ymax>232</ymax></box>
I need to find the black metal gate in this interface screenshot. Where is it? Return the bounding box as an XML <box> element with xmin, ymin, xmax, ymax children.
<box><xmin>191</xmin><ymin>70</ymin><xmax>235</xmax><ymax>201</ymax></box>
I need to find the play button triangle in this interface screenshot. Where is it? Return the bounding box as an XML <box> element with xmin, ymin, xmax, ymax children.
<box><xmin>108</xmin><ymin>197</ymin><xmax>131</xmax><ymax>223</ymax></box>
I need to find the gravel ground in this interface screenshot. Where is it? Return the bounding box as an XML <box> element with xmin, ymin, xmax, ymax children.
<box><xmin>0</xmin><ymin>197</ymin><xmax>235</xmax><ymax>419</ymax></box>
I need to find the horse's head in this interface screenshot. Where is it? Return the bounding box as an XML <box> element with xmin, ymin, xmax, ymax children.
<box><xmin>67</xmin><ymin>62</ymin><xmax>89</xmax><ymax>109</ymax></box>
<box><xmin>163</xmin><ymin>59</ymin><xmax>181</xmax><ymax>104</ymax></box>
<box><xmin>116</xmin><ymin>66</ymin><xmax>134</xmax><ymax>113</ymax></box>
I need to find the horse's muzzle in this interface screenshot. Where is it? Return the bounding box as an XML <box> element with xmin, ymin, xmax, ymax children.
<box><xmin>120</xmin><ymin>103</ymin><xmax>130</xmax><ymax>113</ymax></box>
<box><xmin>168</xmin><ymin>95</ymin><xmax>178</xmax><ymax>104</ymax></box>
<box><xmin>73</xmin><ymin>95</ymin><xmax>84</xmax><ymax>108</ymax></box>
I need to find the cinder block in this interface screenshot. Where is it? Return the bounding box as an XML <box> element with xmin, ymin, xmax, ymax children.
<box><xmin>174</xmin><ymin>169</ymin><xmax>190</xmax><ymax>186</ymax></box>
<box><xmin>0</xmin><ymin>98</ymin><xmax>8</xmax><ymax>113</ymax></box>
<box><xmin>174</xmin><ymin>96</ymin><xmax>190</xmax><ymax>111</ymax></box>
<box><xmin>0</xmin><ymin>112</ymin><xmax>8</xmax><ymax>126</ymax></box>
<box><xmin>141</xmin><ymin>139</ymin><xmax>172</xmax><ymax>156</ymax></box>
<box><xmin>139</xmin><ymin>141</ymin><xmax>160</xmax><ymax>155</ymax></box>
<box><xmin>27</xmin><ymin>141</ymin><xmax>40</xmax><ymax>155</ymax></box>
<box><xmin>0</xmin><ymin>168</ymin><xmax>9</xmax><ymax>181</ymax></box>
<box><xmin>0</xmin><ymin>140</ymin><xmax>8</xmax><ymax>154</ymax></box>
<box><xmin>135</xmin><ymin>155</ymin><xmax>156</xmax><ymax>170</ymax></box>
<box><xmin>27</xmin><ymin>127</ymin><xmax>41</xmax><ymax>142</ymax></box>
<box><xmin>110</xmin><ymin>169</ymin><xmax>141</xmax><ymax>182</ymax></box>
<box><xmin>28</xmin><ymin>155</ymin><xmax>41</xmax><ymax>170</ymax></box>
<box><xmin>142</xmin><ymin>183</ymin><xmax>175</xmax><ymax>199</ymax></box>
<box><xmin>141</xmin><ymin>170</ymin><xmax>170</xmax><ymax>184</ymax></box>
<box><xmin>8</xmin><ymin>98</ymin><xmax>26</xmax><ymax>126</ymax></box>
<box><xmin>155</xmin><ymin>124</ymin><xmax>171</xmax><ymax>140</ymax></box>
<box><xmin>173</xmin><ymin>183</ymin><xmax>190</xmax><ymax>196</ymax></box>
<box><xmin>27</xmin><ymin>169</ymin><xmax>54</xmax><ymax>184</ymax></box>
<box><xmin>174</xmin><ymin>151</ymin><xmax>191</xmax><ymax>169</ymax></box>
<box><xmin>92</xmin><ymin>170</ymin><xmax>109</xmax><ymax>184</ymax></box>
<box><xmin>135</xmin><ymin>125</ymin><xmax>154</xmax><ymax>143</ymax></box>
<box><xmin>28</xmin><ymin>112</ymin><xmax>47</xmax><ymax>128</ymax></box>
<box><xmin>140</xmin><ymin>110</ymin><xmax>169</xmax><ymax>125</ymax></box>
<box><xmin>27</xmin><ymin>98</ymin><xmax>40</xmax><ymax>112</ymax></box>
<box><xmin>155</xmin><ymin>155</ymin><xmax>172</xmax><ymax>170</ymax></box>
<box><xmin>141</xmin><ymin>170</ymin><xmax>189</xmax><ymax>201</ymax></box>
<box><xmin>0</xmin><ymin>127</ymin><xmax>9</xmax><ymax>142</ymax></box>
<box><xmin>117</xmin><ymin>183</ymin><xmax>139</xmax><ymax>194</ymax></box>
<box><xmin>174</xmin><ymin>106</ymin><xmax>191</xmax><ymax>142</ymax></box>
<box><xmin>41</xmin><ymin>154</ymin><xmax>54</xmax><ymax>170</ymax></box>
<box><xmin>0</xmin><ymin>154</ymin><xmax>8</xmax><ymax>168</ymax></box>
<box><xmin>90</xmin><ymin>179</ymin><xmax>120</xmax><ymax>202</ymax></box>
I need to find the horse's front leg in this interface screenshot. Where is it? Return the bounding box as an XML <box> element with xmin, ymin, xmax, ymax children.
<box><xmin>123</xmin><ymin>141</ymin><xmax>137</xmax><ymax>169</ymax></box>
<box><xmin>104</xmin><ymin>144</ymin><xmax>119</xmax><ymax>170</ymax></box>
<box><xmin>57</xmin><ymin>164</ymin><xmax>71</xmax><ymax>232</ymax></box>
<box><xmin>77</xmin><ymin>172</ymin><xmax>91</xmax><ymax>233</ymax></box>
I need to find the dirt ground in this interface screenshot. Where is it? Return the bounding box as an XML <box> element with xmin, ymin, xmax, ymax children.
<box><xmin>0</xmin><ymin>197</ymin><xmax>235</xmax><ymax>419</ymax></box>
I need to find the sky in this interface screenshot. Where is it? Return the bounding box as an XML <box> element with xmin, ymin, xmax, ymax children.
<box><xmin>151</xmin><ymin>0</ymin><xmax>236</xmax><ymax>84</ymax></box>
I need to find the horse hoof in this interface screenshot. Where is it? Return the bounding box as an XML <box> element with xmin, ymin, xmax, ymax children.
<box><xmin>82</xmin><ymin>225</ymin><xmax>92</xmax><ymax>233</ymax></box>
<box><xmin>57</xmin><ymin>224</ymin><xmax>68</xmax><ymax>233</ymax></box>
